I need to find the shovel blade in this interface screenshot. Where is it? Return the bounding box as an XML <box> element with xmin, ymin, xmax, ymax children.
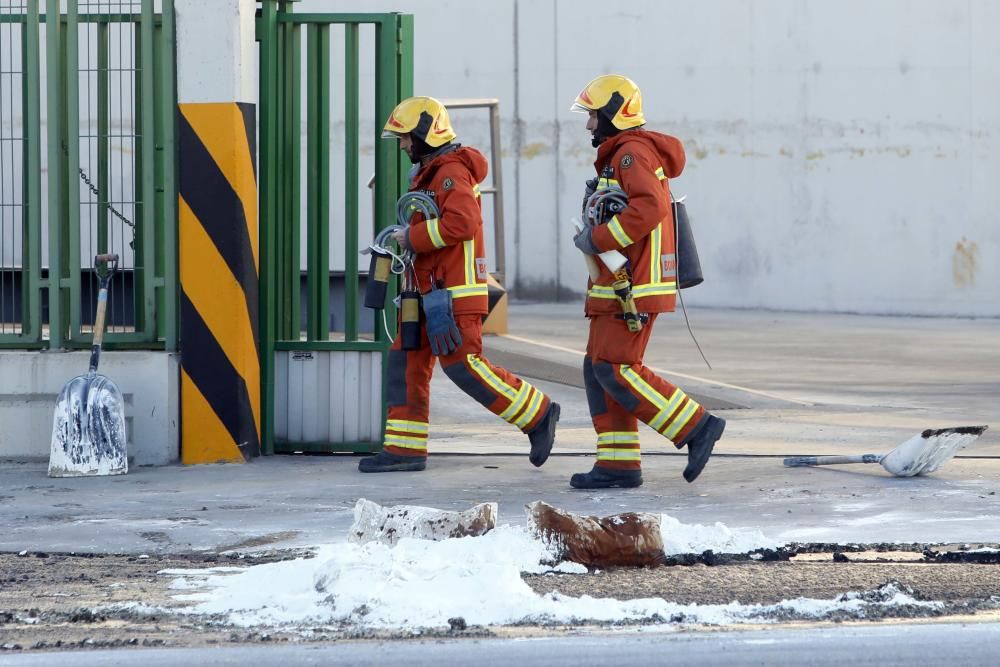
<box><xmin>880</xmin><ymin>425</ymin><xmax>988</xmax><ymax>477</ymax></box>
<box><xmin>49</xmin><ymin>373</ymin><xmax>128</xmax><ymax>477</ymax></box>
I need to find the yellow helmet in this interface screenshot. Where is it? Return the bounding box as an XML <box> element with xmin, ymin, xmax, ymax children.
<box><xmin>570</xmin><ymin>74</ymin><xmax>645</xmax><ymax>130</ymax></box>
<box><xmin>381</xmin><ymin>96</ymin><xmax>456</xmax><ymax>147</ymax></box>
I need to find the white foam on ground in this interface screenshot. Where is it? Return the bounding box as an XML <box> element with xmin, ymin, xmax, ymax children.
<box><xmin>659</xmin><ymin>514</ymin><xmax>779</xmax><ymax>554</ymax></box>
<box><xmin>162</xmin><ymin>516</ymin><xmax>938</xmax><ymax>630</ymax></box>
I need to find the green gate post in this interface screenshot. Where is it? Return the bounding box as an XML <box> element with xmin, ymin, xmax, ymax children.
<box><xmin>343</xmin><ymin>22</ymin><xmax>359</xmax><ymax>342</ymax></box>
<box><xmin>258</xmin><ymin>0</ymin><xmax>279</xmax><ymax>455</ymax></box>
<box><xmin>373</xmin><ymin>15</ymin><xmax>400</xmax><ymax>340</ymax></box>
<box><xmin>306</xmin><ymin>23</ymin><xmax>330</xmax><ymax>341</ymax></box>
<box><xmin>396</xmin><ymin>14</ymin><xmax>414</xmax><ymax>194</ymax></box>
<box><xmin>45</xmin><ymin>3</ymin><xmax>64</xmax><ymax>349</ymax></box>
<box><xmin>22</xmin><ymin>1</ymin><xmax>43</xmax><ymax>344</ymax></box>
<box><xmin>65</xmin><ymin>0</ymin><xmax>81</xmax><ymax>340</ymax></box>
<box><xmin>133</xmin><ymin>0</ymin><xmax>156</xmax><ymax>341</ymax></box>
<box><xmin>158</xmin><ymin>0</ymin><xmax>178</xmax><ymax>351</ymax></box>
<box><xmin>278</xmin><ymin>11</ymin><xmax>300</xmax><ymax>342</ymax></box>
<box><xmin>96</xmin><ymin>18</ymin><xmax>109</xmax><ymax>258</ymax></box>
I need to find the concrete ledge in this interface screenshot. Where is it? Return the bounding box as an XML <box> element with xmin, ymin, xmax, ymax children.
<box><xmin>0</xmin><ymin>351</ymin><xmax>180</xmax><ymax>465</ymax></box>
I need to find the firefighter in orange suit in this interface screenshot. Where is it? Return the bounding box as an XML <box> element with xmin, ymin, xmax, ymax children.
<box><xmin>568</xmin><ymin>75</ymin><xmax>726</xmax><ymax>488</ymax></box>
<box><xmin>359</xmin><ymin>96</ymin><xmax>560</xmax><ymax>473</ymax></box>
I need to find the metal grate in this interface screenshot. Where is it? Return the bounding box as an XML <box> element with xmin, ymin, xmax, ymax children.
<box><xmin>1</xmin><ymin>0</ymin><xmax>176</xmax><ymax>350</ymax></box>
<box><xmin>77</xmin><ymin>1</ymin><xmax>142</xmax><ymax>335</ymax></box>
<box><xmin>0</xmin><ymin>1</ymin><xmax>27</xmax><ymax>335</ymax></box>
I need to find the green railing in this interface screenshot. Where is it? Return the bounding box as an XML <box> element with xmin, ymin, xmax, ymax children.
<box><xmin>0</xmin><ymin>0</ymin><xmax>176</xmax><ymax>351</ymax></box>
<box><xmin>257</xmin><ymin>2</ymin><xmax>413</xmax><ymax>453</ymax></box>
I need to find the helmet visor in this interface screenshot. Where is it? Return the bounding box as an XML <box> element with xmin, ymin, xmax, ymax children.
<box><xmin>570</xmin><ymin>101</ymin><xmax>593</xmax><ymax>114</ymax></box>
<box><xmin>381</xmin><ymin>129</ymin><xmax>404</xmax><ymax>140</ymax></box>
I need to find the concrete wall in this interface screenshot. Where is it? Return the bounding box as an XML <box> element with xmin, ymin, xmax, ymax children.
<box><xmin>0</xmin><ymin>352</ymin><xmax>180</xmax><ymax>465</ymax></box>
<box><xmin>175</xmin><ymin>0</ymin><xmax>257</xmax><ymax>104</ymax></box>
<box><xmin>301</xmin><ymin>0</ymin><xmax>1000</xmax><ymax>316</ymax></box>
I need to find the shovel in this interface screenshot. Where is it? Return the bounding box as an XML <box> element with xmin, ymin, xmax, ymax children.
<box><xmin>48</xmin><ymin>254</ymin><xmax>128</xmax><ymax>478</ymax></box>
<box><xmin>783</xmin><ymin>426</ymin><xmax>988</xmax><ymax>477</ymax></box>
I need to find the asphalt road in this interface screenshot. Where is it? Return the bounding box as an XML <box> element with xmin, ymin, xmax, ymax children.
<box><xmin>3</xmin><ymin>621</ymin><xmax>999</xmax><ymax>666</ymax></box>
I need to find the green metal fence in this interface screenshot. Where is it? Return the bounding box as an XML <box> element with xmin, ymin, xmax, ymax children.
<box><xmin>0</xmin><ymin>0</ymin><xmax>176</xmax><ymax>351</ymax></box>
<box><xmin>257</xmin><ymin>2</ymin><xmax>413</xmax><ymax>454</ymax></box>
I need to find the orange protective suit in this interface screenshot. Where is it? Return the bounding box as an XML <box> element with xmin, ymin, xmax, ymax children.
<box><xmin>583</xmin><ymin>130</ymin><xmax>707</xmax><ymax>471</ymax></box>
<box><xmin>405</xmin><ymin>146</ymin><xmax>490</xmax><ymax>315</ymax></box>
<box><xmin>383</xmin><ymin>146</ymin><xmax>552</xmax><ymax>459</ymax></box>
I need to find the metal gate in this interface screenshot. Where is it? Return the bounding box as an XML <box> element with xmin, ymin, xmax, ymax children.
<box><xmin>257</xmin><ymin>2</ymin><xmax>413</xmax><ymax>454</ymax></box>
<box><xmin>0</xmin><ymin>0</ymin><xmax>177</xmax><ymax>351</ymax></box>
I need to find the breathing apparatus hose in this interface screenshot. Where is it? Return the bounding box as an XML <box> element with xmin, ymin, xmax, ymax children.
<box><xmin>364</xmin><ymin>189</ymin><xmax>440</xmax><ymax>292</ymax></box>
<box><xmin>396</xmin><ymin>191</ymin><xmax>439</xmax><ymax>229</ymax></box>
<box><xmin>368</xmin><ymin>225</ymin><xmax>414</xmax><ymax>277</ymax></box>
<box><xmin>584</xmin><ymin>186</ymin><xmax>628</xmax><ymax>228</ymax></box>
<box><xmin>364</xmin><ymin>192</ymin><xmax>442</xmax><ymax>346</ymax></box>
<box><xmin>672</xmin><ymin>194</ymin><xmax>712</xmax><ymax>370</ymax></box>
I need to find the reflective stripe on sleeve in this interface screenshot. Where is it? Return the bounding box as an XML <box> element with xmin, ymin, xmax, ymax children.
<box><xmin>607</xmin><ymin>215</ymin><xmax>634</xmax><ymax>247</ymax></box>
<box><xmin>426</xmin><ymin>218</ymin><xmax>447</xmax><ymax>248</ymax></box>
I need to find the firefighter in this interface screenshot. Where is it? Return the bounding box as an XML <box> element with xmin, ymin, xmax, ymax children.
<box><xmin>359</xmin><ymin>96</ymin><xmax>560</xmax><ymax>473</ymax></box>
<box><xmin>568</xmin><ymin>75</ymin><xmax>726</xmax><ymax>488</ymax></box>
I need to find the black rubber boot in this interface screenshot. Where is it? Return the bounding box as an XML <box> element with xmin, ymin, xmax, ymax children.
<box><xmin>683</xmin><ymin>414</ymin><xmax>726</xmax><ymax>483</ymax></box>
<box><xmin>358</xmin><ymin>450</ymin><xmax>427</xmax><ymax>473</ymax></box>
<box><xmin>527</xmin><ymin>402</ymin><xmax>560</xmax><ymax>467</ymax></box>
<box><xmin>570</xmin><ymin>464</ymin><xmax>643</xmax><ymax>489</ymax></box>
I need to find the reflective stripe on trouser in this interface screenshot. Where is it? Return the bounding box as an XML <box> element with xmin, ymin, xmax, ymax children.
<box><xmin>585</xmin><ymin>355</ymin><xmax>642</xmax><ymax>471</ymax></box>
<box><xmin>442</xmin><ymin>353</ymin><xmax>550</xmax><ymax>433</ymax></box>
<box><xmin>384</xmin><ymin>314</ymin><xmax>550</xmax><ymax>458</ymax></box>
<box><xmin>586</xmin><ymin>314</ymin><xmax>708</xmax><ymax>470</ymax></box>
<box><xmin>384</xmin><ymin>418</ymin><xmax>428</xmax><ymax>455</ymax></box>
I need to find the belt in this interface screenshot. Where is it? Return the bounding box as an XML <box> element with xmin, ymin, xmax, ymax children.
<box><xmin>614</xmin><ymin>312</ymin><xmax>650</xmax><ymax>324</ymax></box>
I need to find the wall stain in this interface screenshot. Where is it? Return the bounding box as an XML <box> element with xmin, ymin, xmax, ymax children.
<box><xmin>689</xmin><ymin>140</ymin><xmax>709</xmax><ymax>160</ymax></box>
<box><xmin>952</xmin><ymin>237</ymin><xmax>979</xmax><ymax>287</ymax></box>
<box><xmin>520</xmin><ymin>142</ymin><xmax>551</xmax><ymax>159</ymax></box>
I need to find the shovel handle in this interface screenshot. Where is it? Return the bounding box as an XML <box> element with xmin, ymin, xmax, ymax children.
<box><xmin>89</xmin><ymin>254</ymin><xmax>117</xmax><ymax>373</ymax></box>
<box><xmin>89</xmin><ymin>283</ymin><xmax>109</xmax><ymax>373</ymax></box>
<box><xmin>784</xmin><ymin>454</ymin><xmax>881</xmax><ymax>467</ymax></box>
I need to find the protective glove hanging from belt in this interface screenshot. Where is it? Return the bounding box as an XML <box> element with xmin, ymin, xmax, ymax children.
<box><xmin>423</xmin><ymin>286</ymin><xmax>462</xmax><ymax>356</ymax></box>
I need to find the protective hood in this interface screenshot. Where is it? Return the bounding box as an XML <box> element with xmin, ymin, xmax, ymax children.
<box><xmin>415</xmin><ymin>145</ymin><xmax>489</xmax><ymax>187</ymax></box>
<box><xmin>595</xmin><ymin>128</ymin><xmax>685</xmax><ymax>179</ymax></box>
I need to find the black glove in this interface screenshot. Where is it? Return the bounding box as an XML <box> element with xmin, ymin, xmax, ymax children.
<box><xmin>581</xmin><ymin>177</ymin><xmax>598</xmax><ymax>218</ymax></box>
<box><xmin>573</xmin><ymin>226</ymin><xmax>599</xmax><ymax>255</ymax></box>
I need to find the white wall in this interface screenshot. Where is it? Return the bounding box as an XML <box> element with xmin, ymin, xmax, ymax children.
<box><xmin>175</xmin><ymin>0</ymin><xmax>257</xmax><ymax>104</ymax></box>
<box><xmin>299</xmin><ymin>0</ymin><xmax>1000</xmax><ymax>316</ymax></box>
